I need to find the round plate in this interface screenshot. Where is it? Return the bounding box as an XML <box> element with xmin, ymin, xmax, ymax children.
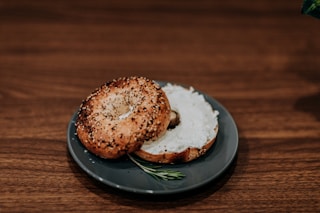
<box><xmin>67</xmin><ymin>81</ymin><xmax>238</xmax><ymax>195</ymax></box>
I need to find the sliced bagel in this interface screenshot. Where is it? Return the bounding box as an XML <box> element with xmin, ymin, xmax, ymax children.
<box><xmin>76</xmin><ymin>77</ymin><xmax>171</xmax><ymax>159</ymax></box>
<box><xmin>134</xmin><ymin>84</ymin><xmax>219</xmax><ymax>164</ymax></box>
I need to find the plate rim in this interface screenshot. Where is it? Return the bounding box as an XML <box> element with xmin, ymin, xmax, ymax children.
<box><xmin>67</xmin><ymin>81</ymin><xmax>238</xmax><ymax>195</ymax></box>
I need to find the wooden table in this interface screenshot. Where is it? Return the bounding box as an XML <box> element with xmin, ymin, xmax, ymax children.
<box><xmin>1</xmin><ymin>0</ymin><xmax>319</xmax><ymax>212</ymax></box>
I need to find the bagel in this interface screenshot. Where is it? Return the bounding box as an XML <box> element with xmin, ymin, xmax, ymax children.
<box><xmin>134</xmin><ymin>84</ymin><xmax>219</xmax><ymax>164</ymax></box>
<box><xmin>75</xmin><ymin>77</ymin><xmax>171</xmax><ymax>159</ymax></box>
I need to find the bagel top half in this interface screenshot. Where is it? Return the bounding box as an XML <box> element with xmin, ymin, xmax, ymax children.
<box><xmin>75</xmin><ymin>77</ymin><xmax>171</xmax><ymax>159</ymax></box>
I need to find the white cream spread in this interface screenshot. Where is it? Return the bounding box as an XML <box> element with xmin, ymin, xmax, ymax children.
<box><xmin>140</xmin><ymin>84</ymin><xmax>219</xmax><ymax>154</ymax></box>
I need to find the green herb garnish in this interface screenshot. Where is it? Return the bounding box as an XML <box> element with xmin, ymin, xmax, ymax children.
<box><xmin>128</xmin><ymin>154</ymin><xmax>185</xmax><ymax>181</ymax></box>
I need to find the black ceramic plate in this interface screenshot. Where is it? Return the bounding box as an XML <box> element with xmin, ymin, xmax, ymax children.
<box><xmin>67</xmin><ymin>82</ymin><xmax>238</xmax><ymax>195</ymax></box>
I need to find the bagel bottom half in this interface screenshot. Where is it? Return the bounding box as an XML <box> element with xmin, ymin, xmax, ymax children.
<box><xmin>134</xmin><ymin>84</ymin><xmax>219</xmax><ymax>164</ymax></box>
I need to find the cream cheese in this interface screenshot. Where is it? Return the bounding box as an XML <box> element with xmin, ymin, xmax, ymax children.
<box><xmin>140</xmin><ymin>84</ymin><xmax>219</xmax><ymax>154</ymax></box>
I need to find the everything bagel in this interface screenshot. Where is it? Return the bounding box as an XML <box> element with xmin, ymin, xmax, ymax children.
<box><xmin>76</xmin><ymin>77</ymin><xmax>171</xmax><ymax>159</ymax></box>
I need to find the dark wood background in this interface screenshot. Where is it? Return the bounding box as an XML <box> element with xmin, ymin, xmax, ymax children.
<box><xmin>1</xmin><ymin>0</ymin><xmax>319</xmax><ymax>212</ymax></box>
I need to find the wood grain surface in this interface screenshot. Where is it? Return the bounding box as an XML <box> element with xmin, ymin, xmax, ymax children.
<box><xmin>1</xmin><ymin>0</ymin><xmax>320</xmax><ymax>212</ymax></box>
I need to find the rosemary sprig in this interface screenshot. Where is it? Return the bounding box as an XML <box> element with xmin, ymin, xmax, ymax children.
<box><xmin>127</xmin><ymin>154</ymin><xmax>185</xmax><ymax>181</ymax></box>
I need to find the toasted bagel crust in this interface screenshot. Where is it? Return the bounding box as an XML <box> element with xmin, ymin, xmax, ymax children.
<box><xmin>76</xmin><ymin>77</ymin><xmax>171</xmax><ymax>159</ymax></box>
<box><xmin>135</xmin><ymin>125</ymin><xmax>218</xmax><ymax>163</ymax></box>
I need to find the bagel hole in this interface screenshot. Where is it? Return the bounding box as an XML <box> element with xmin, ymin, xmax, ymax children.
<box><xmin>118</xmin><ymin>105</ymin><xmax>134</xmax><ymax>120</ymax></box>
<box><xmin>168</xmin><ymin>110</ymin><xmax>180</xmax><ymax>129</ymax></box>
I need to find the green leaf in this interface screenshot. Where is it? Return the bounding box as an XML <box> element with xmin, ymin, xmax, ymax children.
<box><xmin>302</xmin><ymin>0</ymin><xmax>320</xmax><ymax>18</ymax></box>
